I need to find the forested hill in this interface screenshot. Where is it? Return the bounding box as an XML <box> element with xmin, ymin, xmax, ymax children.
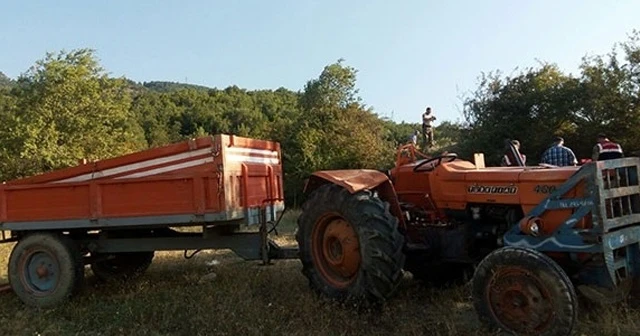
<box><xmin>0</xmin><ymin>30</ymin><xmax>639</xmax><ymax>204</ymax></box>
<box><xmin>0</xmin><ymin>52</ymin><xmax>447</xmax><ymax>204</ymax></box>
<box><xmin>139</xmin><ymin>81</ymin><xmax>214</xmax><ymax>93</ymax></box>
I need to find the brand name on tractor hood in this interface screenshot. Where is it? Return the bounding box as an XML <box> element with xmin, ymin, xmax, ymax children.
<box><xmin>467</xmin><ymin>184</ymin><xmax>518</xmax><ymax>194</ymax></box>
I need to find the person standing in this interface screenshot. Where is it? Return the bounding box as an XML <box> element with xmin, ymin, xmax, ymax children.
<box><xmin>501</xmin><ymin>140</ymin><xmax>526</xmax><ymax>167</ymax></box>
<box><xmin>421</xmin><ymin>107</ymin><xmax>436</xmax><ymax>147</ymax></box>
<box><xmin>592</xmin><ymin>133</ymin><xmax>623</xmax><ymax>161</ymax></box>
<box><xmin>540</xmin><ymin>137</ymin><xmax>578</xmax><ymax>166</ymax></box>
<box><xmin>408</xmin><ymin>130</ymin><xmax>419</xmax><ymax>146</ymax></box>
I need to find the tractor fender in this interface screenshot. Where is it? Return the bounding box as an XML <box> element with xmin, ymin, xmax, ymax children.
<box><xmin>303</xmin><ymin>169</ymin><xmax>406</xmax><ymax>228</ymax></box>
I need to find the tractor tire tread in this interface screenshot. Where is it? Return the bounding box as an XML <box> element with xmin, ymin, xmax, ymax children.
<box><xmin>296</xmin><ymin>183</ymin><xmax>405</xmax><ymax>303</ymax></box>
<box><xmin>471</xmin><ymin>246</ymin><xmax>578</xmax><ymax>336</ymax></box>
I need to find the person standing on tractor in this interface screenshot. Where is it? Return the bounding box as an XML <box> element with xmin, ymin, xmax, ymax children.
<box><xmin>592</xmin><ymin>133</ymin><xmax>624</xmax><ymax>161</ymax></box>
<box><xmin>500</xmin><ymin>140</ymin><xmax>526</xmax><ymax>167</ymax></box>
<box><xmin>421</xmin><ymin>107</ymin><xmax>436</xmax><ymax>148</ymax></box>
<box><xmin>408</xmin><ymin>130</ymin><xmax>419</xmax><ymax>147</ymax></box>
<box><xmin>540</xmin><ymin>137</ymin><xmax>578</xmax><ymax>166</ymax></box>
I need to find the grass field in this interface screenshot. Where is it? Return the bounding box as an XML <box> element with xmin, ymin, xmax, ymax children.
<box><xmin>1</xmin><ymin>211</ymin><xmax>640</xmax><ymax>336</ymax></box>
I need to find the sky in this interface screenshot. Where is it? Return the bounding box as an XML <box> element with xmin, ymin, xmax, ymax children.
<box><xmin>1</xmin><ymin>0</ymin><xmax>639</xmax><ymax>125</ymax></box>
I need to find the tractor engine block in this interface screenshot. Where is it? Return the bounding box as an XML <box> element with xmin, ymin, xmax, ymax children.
<box><xmin>402</xmin><ymin>202</ymin><xmax>523</xmax><ymax>264</ymax></box>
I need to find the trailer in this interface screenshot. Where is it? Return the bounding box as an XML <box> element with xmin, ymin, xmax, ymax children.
<box><xmin>0</xmin><ymin>134</ymin><xmax>297</xmax><ymax>307</ymax></box>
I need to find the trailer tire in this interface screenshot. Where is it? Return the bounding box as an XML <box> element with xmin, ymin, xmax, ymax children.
<box><xmin>472</xmin><ymin>246</ymin><xmax>578</xmax><ymax>336</ymax></box>
<box><xmin>91</xmin><ymin>252</ymin><xmax>155</xmax><ymax>282</ymax></box>
<box><xmin>296</xmin><ymin>184</ymin><xmax>405</xmax><ymax>304</ymax></box>
<box><xmin>8</xmin><ymin>232</ymin><xmax>84</xmax><ymax>308</ymax></box>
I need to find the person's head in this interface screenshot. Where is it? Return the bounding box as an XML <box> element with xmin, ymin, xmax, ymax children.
<box><xmin>597</xmin><ymin>133</ymin><xmax>609</xmax><ymax>143</ymax></box>
<box><xmin>511</xmin><ymin>139</ymin><xmax>520</xmax><ymax>150</ymax></box>
<box><xmin>414</xmin><ymin>130</ymin><xmax>419</xmax><ymax>135</ymax></box>
<box><xmin>554</xmin><ymin>136</ymin><xmax>564</xmax><ymax>146</ymax></box>
<box><xmin>425</xmin><ymin>107</ymin><xmax>431</xmax><ymax>114</ymax></box>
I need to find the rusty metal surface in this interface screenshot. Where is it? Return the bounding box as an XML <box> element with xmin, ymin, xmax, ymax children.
<box><xmin>304</xmin><ymin>170</ymin><xmax>405</xmax><ymax>228</ymax></box>
<box><xmin>487</xmin><ymin>266</ymin><xmax>554</xmax><ymax>334</ymax></box>
<box><xmin>311</xmin><ymin>212</ymin><xmax>361</xmax><ymax>289</ymax></box>
<box><xmin>308</xmin><ymin>169</ymin><xmax>389</xmax><ymax>194</ymax></box>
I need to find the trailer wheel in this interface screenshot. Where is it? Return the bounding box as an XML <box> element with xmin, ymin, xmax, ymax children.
<box><xmin>8</xmin><ymin>232</ymin><xmax>84</xmax><ymax>308</ymax></box>
<box><xmin>472</xmin><ymin>246</ymin><xmax>578</xmax><ymax>336</ymax></box>
<box><xmin>296</xmin><ymin>184</ymin><xmax>405</xmax><ymax>303</ymax></box>
<box><xmin>91</xmin><ymin>252</ymin><xmax>155</xmax><ymax>282</ymax></box>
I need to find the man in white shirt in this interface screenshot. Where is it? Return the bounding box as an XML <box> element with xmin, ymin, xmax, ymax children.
<box><xmin>421</xmin><ymin>107</ymin><xmax>436</xmax><ymax>147</ymax></box>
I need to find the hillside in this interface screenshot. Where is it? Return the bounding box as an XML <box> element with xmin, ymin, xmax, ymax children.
<box><xmin>141</xmin><ymin>80</ymin><xmax>214</xmax><ymax>92</ymax></box>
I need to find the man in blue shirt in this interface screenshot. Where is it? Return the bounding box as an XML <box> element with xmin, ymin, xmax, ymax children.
<box><xmin>541</xmin><ymin>137</ymin><xmax>578</xmax><ymax>167</ymax></box>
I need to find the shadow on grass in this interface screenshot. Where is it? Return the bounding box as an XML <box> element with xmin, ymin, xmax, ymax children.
<box><xmin>1</xmin><ymin>225</ymin><xmax>640</xmax><ymax>335</ymax></box>
<box><xmin>0</xmin><ymin>246</ymin><xmax>484</xmax><ymax>336</ymax></box>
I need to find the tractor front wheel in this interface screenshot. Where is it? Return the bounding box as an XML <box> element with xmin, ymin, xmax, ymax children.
<box><xmin>296</xmin><ymin>184</ymin><xmax>405</xmax><ymax>303</ymax></box>
<box><xmin>472</xmin><ymin>246</ymin><xmax>578</xmax><ymax>336</ymax></box>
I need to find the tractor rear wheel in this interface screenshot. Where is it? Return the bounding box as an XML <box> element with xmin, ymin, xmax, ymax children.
<box><xmin>472</xmin><ymin>246</ymin><xmax>578</xmax><ymax>336</ymax></box>
<box><xmin>8</xmin><ymin>232</ymin><xmax>84</xmax><ymax>308</ymax></box>
<box><xmin>296</xmin><ymin>184</ymin><xmax>405</xmax><ymax>303</ymax></box>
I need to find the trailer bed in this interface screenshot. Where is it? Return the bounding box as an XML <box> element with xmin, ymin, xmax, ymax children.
<box><xmin>0</xmin><ymin>134</ymin><xmax>284</xmax><ymax>231</ymax></box>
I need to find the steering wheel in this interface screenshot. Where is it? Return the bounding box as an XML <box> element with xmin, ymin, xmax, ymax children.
<box><xmin>413</xmin><ymin>153</ymin><xmax>458</xmax><ymax>172</ymax></box>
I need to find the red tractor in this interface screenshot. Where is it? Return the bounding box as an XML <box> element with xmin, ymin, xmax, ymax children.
<box><xmin>296</xmin><ymin>143</ymin><xmax>640</xmax><ymax>336</ymax></box>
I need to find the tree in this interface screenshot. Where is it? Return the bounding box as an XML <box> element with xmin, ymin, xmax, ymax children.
<box><xmin>460</xmin><ymin>65</ymin><xmax>582</xmax><ymax>164</ymax></box>
<box><xmin>0</xmin><ymin>49</ymin><xmax>147</xmax><ymax>179</ymax></box>
<box><xmin>283</xmin><ymin>59</ymin><xmax>395</xmax><ymax>205</ymax></box>
<box><xmin>459</xmin><ymin>30</ymin><xmax>640</xmax><ymax>163</ymax></box>
<box><xmin>0</xmin><ymin>71</ymin><xmax>13</xmax><ymax>89</ymax></box>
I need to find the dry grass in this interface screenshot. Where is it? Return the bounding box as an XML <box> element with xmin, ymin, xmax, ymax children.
<box><xmin>1</xmin><ymin>212</ymin><xmax>640</xmax><ymax>335</ymax></box>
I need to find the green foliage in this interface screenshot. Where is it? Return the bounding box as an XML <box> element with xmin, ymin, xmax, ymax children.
<box><xmin>459</xmin><ymin>30</ymin><xmax>640</xmax><ymax>164</ymax></box>
<box><xmin>1</xmin><ymin>30</ymin><xmax>640</xmax><ymax>205</ymax></box>
<box><xmin>142</xmin><ymin>81</ymin><xmax>212</xmax><ymax>93</ymax></box>
<box><xmin>0</xmin><ymin>49</ymin><xmax>147</xmax><ymax>179</ymax></box>
<box><xmin>283</xmin><ymin>61</ymin><xmax>396</xmax><ymax>203</ymax></box>
<box><xmin>0</xmin><ymin>72</ymin><xmax>13</xmax><ymax>89</ymax></box>
<box><xmin>0</xmin><ymin>51</ymin><xmax>401</xmax><ymax>206</ymax></box>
